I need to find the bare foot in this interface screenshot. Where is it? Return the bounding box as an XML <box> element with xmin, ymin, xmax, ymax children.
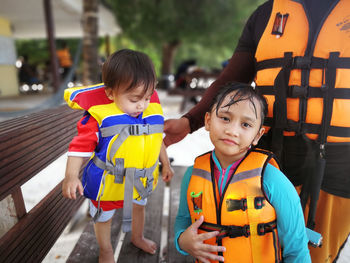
<box><xmin>99</xmin><ymin>247</ymin><xmax>115</xmax><ymax>263</ymax></box>
<box><xmin>131</xmin><ymin>236</ymin><xmax>157</xmax><ymax>254</ymax></box>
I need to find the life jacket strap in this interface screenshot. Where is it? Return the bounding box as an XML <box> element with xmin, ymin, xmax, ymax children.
<box><xmin>199</xmin><ymin>220</ymin><xmax>277</xmax><ymax>240</ymax></box>
<box><xmin>100</xmin><ymin>123</ymin><xmax>164</xmax><ymax>138</ymax></box>
<box><xmin>122</xmin><ymin>161</ymin><xmax>158</xmax><ymax>233</ymax></box>
<box><xmin>256</xmin><ymin>55</ymin><xmax>350</xmax><ymax>71</ymax></box>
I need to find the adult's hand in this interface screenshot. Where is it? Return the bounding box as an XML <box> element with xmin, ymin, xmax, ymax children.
<box><xmin>178</xmin><ymin>215</ymin><xmax>226</xmax><ymax>263</ymax></box>
<box><xmin>164</xmin><ymin>117</ymin><xmax>191</xmax><ymax>147</ymax></box>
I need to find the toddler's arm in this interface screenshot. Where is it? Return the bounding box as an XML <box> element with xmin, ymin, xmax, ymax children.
<box><xmin>159</xmin><ymin>142</ymin><xmax>174</xmax><ymax>182</ymax></box>
<box><xmin>62</xmin><ymin>156</ymin><xmax>86</xmax><ymax>199</ymax></box>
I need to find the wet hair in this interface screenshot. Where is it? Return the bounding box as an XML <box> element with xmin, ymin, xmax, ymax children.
<box><xmin>208</xmin><ymin>82</ymin><xmax>268</xmax><ymax>126</ymax></box>
<box><xmin>102</xmin><ymin>49</ymin><xmax>156</xmax><ymax>95</ymax></box>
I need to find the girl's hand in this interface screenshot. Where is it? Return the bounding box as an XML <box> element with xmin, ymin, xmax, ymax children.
<box><xmin>178</xmin><ymin>215</ymin><xmax>226</xmax><ymax>263</ymax></box>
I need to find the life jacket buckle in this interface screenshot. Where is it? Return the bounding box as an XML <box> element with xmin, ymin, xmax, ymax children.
<box><xmin>226</xmin><ymin>225</ymin><xmax>250</xmax><ymax>238</ymax></box>
<box><xmin>254</xmin><ymin>197</ymin><xmax>265</xmax><ymax>209</ymax></box>
<box><xmin>257</xmin><ymin>221</ymin><xmax>277</xmax><ymax>236</ymax></box>
<box><xmin>129</xmin><ymin>124</ymin><xmax>150</xmax><ymax>135</ymax></box>
<box><xmin>294</xmin><ymin>56</ymin><xmax>312</xmax><ymax>69</ymax></box>
<box><xmin>242</xmin><ymin>225</ymin><xmax>250</xmax><ymax>237</ymax></box>
<box><xmin>226</xmin><ymin>198</ymin><xmax>247</xmax><ymax>211</ymax></box>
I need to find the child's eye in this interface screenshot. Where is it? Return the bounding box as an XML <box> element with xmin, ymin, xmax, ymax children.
<box><xmin>242</xmin><ymin>122</ymin><xmax>252</xmax><ymax>128</ymax></box>
<box><xmin>220</xmin><ymin>116</ymin><xmax>230</xmax><ymax>122</ymax></box>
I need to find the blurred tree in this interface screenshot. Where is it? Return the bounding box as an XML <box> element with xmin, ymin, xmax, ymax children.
<box><xmin>106</xmin><ymin>0</ymin><xmax>261</xmax><ymax>75</ymax></box>
<box><xmin>82</xmin><ymin>0</ymin><xmax>100</xmax><ymax>85</ymax></box>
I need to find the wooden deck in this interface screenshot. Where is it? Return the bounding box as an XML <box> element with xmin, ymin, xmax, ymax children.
<box><xmin>67</xmin><ymin>166</ymin><xmax>194</xmax><ymax>263</ymax></box>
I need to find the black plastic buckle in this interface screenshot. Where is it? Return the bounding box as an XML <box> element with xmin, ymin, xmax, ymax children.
<box><xmin>294</xmin><ymin>56</ymin><xmax>312</xmax><ymax>69</ymax></box>
<box><xmin>288</xmin><ymin>85</ymin><xmax>308</xmax><ymax>99</ymax></box>
<box><xmin>129</xmin><ymin>124</ymin><xmax>150</xmax><ymax>135</ymax></box>
<box><xmin>227</xmin><ymin>225</ymin><xmax>250</xmax><ymax>238</ymax></box>
<box><xmin>257</xmin><ymin>223</ymin><xmax>266</xmax><ymax>236</ymax></box>
<box><xmin>243</xmin><ymin>225</ymin><xmax>250</xmax><ymax>237</ymax></box>
<box><xmin>226</xmin><ymin>198</ymin><xmax>247</xmax><ymax>211</ymax></box>
<box><xmin>254</xmin><ymin>197</ymin><xmax>265</xmax><ymax>209</ymax></box>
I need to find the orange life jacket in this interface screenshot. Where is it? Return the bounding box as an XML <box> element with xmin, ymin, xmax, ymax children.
<box><xmin>255</xmin><ymin>0</ymin><xmax>350</xmax><ymax>144</ymax></box>
<box><xmin>187</xmin><ymin>149</ymin><xmax>282</xmax><ymax>263</ymax></box>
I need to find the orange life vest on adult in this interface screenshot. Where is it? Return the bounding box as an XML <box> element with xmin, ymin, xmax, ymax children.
<box><xmin>187</xmin><ymin>149</ymin><xmax>282</xmax><ymax>263</ymax></box>
<box><xmin>255</xmin><ymin>0</ymin><xmax>350</xmax><ymax>145</ymax></box>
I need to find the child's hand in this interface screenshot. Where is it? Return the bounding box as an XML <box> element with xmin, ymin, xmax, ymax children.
<box><xmin>62</xmin><ymin>176</ymin><xmax>83</xmax><ymax>200</ymax></box>
<box><xmin>178</xmin><ymin>215</ymin><xmax>226</xmax><ymax>263</ymax></box>
<box><xmin>161</xmin><ymin>163</ymin><xmax>174</xmax><ymax>182</ymax></box>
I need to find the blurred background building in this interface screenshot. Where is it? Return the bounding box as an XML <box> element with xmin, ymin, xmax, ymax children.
<box><xmin>0</xmin><ymin>0</ymin><xmax>120</xmax><ymax>96</ymax></box>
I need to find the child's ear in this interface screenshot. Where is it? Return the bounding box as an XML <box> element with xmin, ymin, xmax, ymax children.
<box><xmin>252</xmin><ymin>127</ymin><xmax>265</xmax><ymax>146</ymax></box>
<box><xmin>105</xmin><ymin>87</ymin><xmax>114</xmax><ymax>100</ymax></box>
<box><xmin>204</xmin><ymin>112</ymin><xmax>211</xmax><ymax>131</ymax></box>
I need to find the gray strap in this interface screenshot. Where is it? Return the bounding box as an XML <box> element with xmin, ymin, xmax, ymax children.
<box><xmin>100</xmin><ymin>123</ymin><xmax>164</xmax><ymax>138</ymax></box>
<box><xmin>122</xmin><ymin>168</ymin><xmax>135</xmax><ymax>233</ymax></box>
<box><xmin>106</xmin><ymin>124</ymin><xmax>163</xmax><ymax>169</ymax></box>
<box><xmin>93</xmin><ymin>155</ymin><xmax>124</xmax><ymax>183</ymax></box>
<box><xmin>132</xmin><ymin>161</ymin><xmax>158</xmax><ymax>199</ymax></box>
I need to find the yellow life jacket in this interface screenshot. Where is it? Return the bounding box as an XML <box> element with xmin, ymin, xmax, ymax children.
<box><xmin>255</xmin><ymin>0</ymin><xmax>350</xmax><ymax>144</ymax></box>
<box><xmin>64</xmin><ymin>83</ymin><xmax>164</xmax><ymax>231</ymax></box>
<box><xmin>187</xmin><ymin>149</ymin><xmax>281</xmax><ymax>263</ymax></box>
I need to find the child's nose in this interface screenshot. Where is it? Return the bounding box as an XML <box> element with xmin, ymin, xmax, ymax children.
<box><xmin>225</xmin><ymin>123</ymin><xmax>239</xmax><ymax>136</ymax></box>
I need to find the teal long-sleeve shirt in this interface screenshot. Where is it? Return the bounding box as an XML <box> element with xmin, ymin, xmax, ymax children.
<box><xmin>174</xmin><ymin>160</ymin><xmax>311</xmax><ymax>263</ymax></box>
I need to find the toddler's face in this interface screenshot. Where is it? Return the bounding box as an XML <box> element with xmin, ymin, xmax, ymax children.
<box><xmin>106</xmin><ymin>85</ymin><xmax>153</xmax><ymax>117</ymax></box>
<box><xmin>205</xmin><ymin>91</ymin><xmax>265</xmax><ymax>166</ymax></box>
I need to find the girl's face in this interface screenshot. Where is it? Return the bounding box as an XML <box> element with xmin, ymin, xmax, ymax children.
<box><xmin>205</xmin><ymin>91</ymin><xmax>265</xmax><ymax>168</ymax></box>
<box><xmin>105</xmin><ymin>84</ymin><xmax>153</xmax><ymax>117</ymax></box>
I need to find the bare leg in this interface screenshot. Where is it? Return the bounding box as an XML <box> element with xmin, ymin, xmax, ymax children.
<box><xmin>94</xmin><ymin>219</ymin><xmax>115</xmax><ymax>263</ymax></box>
<box><xmin>131</xmin><ymin>203</ymin><xmax>157</xmax><ymax>254</ymax></box>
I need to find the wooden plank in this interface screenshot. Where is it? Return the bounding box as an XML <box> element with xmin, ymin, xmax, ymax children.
<box><xmin>0</xmin><ymin>181</ymin><xmax>84</xmax><ymax>263</ymax></box>
<box><xmin>0</xmin><ymin>111</ymin><xmax>80</xmax><ymax>156</ymax></box>
<box><xmin>11</xmin><ymin>187</ymin><xmax>26</xmax><ymax>219</ymax></box>
<box><xmin>0</xmin><ymin>139</ymin><xmax>74</xmax><ymax>200</ymax></box>
<box><xmin>117</xmin><ymin>180</ymin><xmax>165</xmax><ymax>263</ymax></box>
<box><xmin>0</xmin><ymin>105</ymin><xmax>80</xmax><ymax>138</ymax></box>
<box><xmin>67</xmin><ymin>210</ymin><xmax>123</xmax><ymax>263</ymax></box>
<box><xmin>0</xmin><ymin>122</ymin><xmax>76</xmax><ymax>172</ymax></box>
<box><xmin>167</xmin><ymin>166</ymin><xmax>194</xmax><ymax>263</ymax></box>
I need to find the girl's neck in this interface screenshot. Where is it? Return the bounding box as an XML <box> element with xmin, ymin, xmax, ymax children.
<box><xmin>213</xmin><ymin>149</ymin><xmax>246</xmax><ymax>169</ymax></box>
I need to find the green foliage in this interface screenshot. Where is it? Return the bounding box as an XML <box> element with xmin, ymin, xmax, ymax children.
<box><xmin>107</xmin><ymin>0</ymin><xmax>241</xmax><ymax>48</ymax></box>
<box><xmin>106</xmin><ymin>0</ymin><xmax>262</xmax><ymax>72</ymax></box>
<box><xmin>16</xmin><ymin>38</ymin><xmax>81</xmax><ymax>67</ymax></box>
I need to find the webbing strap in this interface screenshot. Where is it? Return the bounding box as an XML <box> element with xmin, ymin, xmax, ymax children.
<box><xmin>122</xmin><ymin>162</ymin><xmax>158</xmax><ymax>232</ymax></box>
<box><xmin>199</xmin><ymin>220</ymin><xmax>277</xmax><ymax>239</ymax></box>
<box><xmin>256</xmin><ymin>55</ymin><xmax>350</xmax><ymax>71</ymax></box>
<box><xmin>100</xmin><ymin>123</ymin><xmax>164</xmax><ymax>138</ymax></box>
<box><xmin>122</xmin><ymin>168</ymin><xmax>134</xmax><ymax>232</ymax></box>
<box><xmin>132</xmin><ymin>161</ymin><xmax>158</xmax><ymax>199</ymax></box>
<box><xmin>270</xmin><ymin>52</ymin><xmax>293</xmax><ymax>159</ymax></box>
<box><xmin>259</xmin><ymin>85</ymin><xmax>350</xmax><ymax>99</ymax></box>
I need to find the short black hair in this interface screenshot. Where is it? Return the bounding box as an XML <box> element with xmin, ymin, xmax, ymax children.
<box><xmin>102</xmin><ymin>49</ymin><xmax>156</xmax><ymax>95</ymax></box>
<box><xmin>208</xmin><ymin>82</ymin><xmax>268</xmax><ymax>126</ymax></box>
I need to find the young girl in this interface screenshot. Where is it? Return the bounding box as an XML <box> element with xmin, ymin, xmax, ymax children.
<box><xmin>62</xmin><ymin>49</ymin><xmax>174</xmax><ymax>262</ymax></box>
<box><xmin>174</xmin><ymin>82</ymin><xmax>310</xmax><ymax>263</ymax></box>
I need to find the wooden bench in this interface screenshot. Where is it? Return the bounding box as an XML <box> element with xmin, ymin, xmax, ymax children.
<box><xmin>0</xmin><ymin>105</ymin><xmax>83</xmax><ymax>262</ymax></box>
<box><xmin>0</xmin><ymin>105</ymin><xmax>195</xmax><ymax>262</ymax></box>
<box><xmin>168</xmin><ymin>71</ymin><xmax>219</xmax><ymax>112</ymax></box>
